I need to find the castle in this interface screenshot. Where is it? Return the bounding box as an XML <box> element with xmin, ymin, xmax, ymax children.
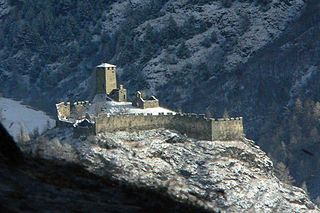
<box><xmin>56</xmin><ymin>63</ymin><xmax>244</xmax><ymax>141</ymax></box>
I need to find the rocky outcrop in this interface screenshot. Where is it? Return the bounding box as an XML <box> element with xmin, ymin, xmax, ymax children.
<box><xmin>23</xmin><ymin>128</ymin><xmax>319</xmax><ymax>212</ymax></box>
<box><xmin>0</xmin><ymin>123</ymin><xmax>208</xmax><ymax>212</ymax></box>
<box><xmin>0</xmin><ymin>0</ymin><xmax>319</xmax><ymax>203</ymax></box>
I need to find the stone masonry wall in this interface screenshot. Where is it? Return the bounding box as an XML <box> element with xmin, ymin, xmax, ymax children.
<box><xmin>172</xmin><ymin>113</ymin><xmax>212</xmax><ymax>140</ymax></box>
<box><xmin>142</xmin><ymin>100</ymin><xmax>159</xmax><ymax>109</ymax></box>
<box><xmin>70</xmin><ymin>101</ymin><xmax>91</xmax><ymax>119</ymax></box>
<box><xmin>211</xmin><ymin>118</ymin><xmax>244</xmax><ymax>141</ymax></box>
<box><xmin>95</xmin><ymin>113</ymin><xmax>243</xmax><ymax>141</ymax></box>
<box><xmin>96</xmin><ymin>113</ymin><xmax>175</xmax><ymax>134</ymax></box>
<box><xmin>56</xmin><ymin>102</ymin><xmax>71</xmax><ymax>120</ymax></box>
<box><xmin>56</xmin><ymin>101</ymin><xmax>92</xmax><ymax>122</ymax></box>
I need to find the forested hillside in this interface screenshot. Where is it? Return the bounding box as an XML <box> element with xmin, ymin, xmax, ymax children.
<box><xmin>1</xmin><ymin>0</ymin><xmax>320</xmax><ymax>202</ymax></box>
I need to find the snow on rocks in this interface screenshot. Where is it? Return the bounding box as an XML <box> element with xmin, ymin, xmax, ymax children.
<box><xmin>24</xmin><ymin>128</ymin><xmax>319</xmax><ymax>212</ymax></box>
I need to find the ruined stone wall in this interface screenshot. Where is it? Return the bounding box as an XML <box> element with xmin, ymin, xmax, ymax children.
<box><xmin>95</xmin><ymin>113</ymin><xmax>240</xmax><ymax>141</ymax></box>
<box><xmin>172</xmin><ymin>113</ymin><xmax>212</xmax><ymax>140</ymax></box>
<box><xmin>63</xmin><ymin>105</ymin><xmax>244</xmax><ymax>140</ymax></box>
<box><xmin>96</xmin><ymin>113</ymin><xmax>175</xmax><ymax>133</ymax></box>
<box><xmin>70</xmin><ymin>101</ymin><xmax>91</xmax><ymax>120</ymax></box>
<box><xmin>142</xmin><ymin>100</ymin><xmax>159</xmax><ymax>109</ymax></box>
<box><xmin>56</xmin><ymin>101</ymin><xmax>91</xmax><ymax>122</ymax></box>
<box><xmin>56</xmin><ymin>102</ymin><xmax>71</xmax><ymax>120</ymax></box>
<box><xmin>211</xmin><ymin>118</ymin><xmax>244</xmax><ymax>141</ymax></box>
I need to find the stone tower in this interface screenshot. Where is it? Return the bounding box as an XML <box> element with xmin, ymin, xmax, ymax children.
<box><xmin>95</xmin><ymin>63</ymin><xmax>117</xmax><ymax>95</ymax></box>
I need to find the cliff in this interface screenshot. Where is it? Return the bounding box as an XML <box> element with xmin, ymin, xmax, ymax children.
<box><xmin>0</xmin><ymin>122</ymin><xmax>209</xmax><ymax>212</ymax></box>
<box><xmin>20</xmin><ymin>127</ymin><xmax>319</xmax><ymax>212</ymax></box>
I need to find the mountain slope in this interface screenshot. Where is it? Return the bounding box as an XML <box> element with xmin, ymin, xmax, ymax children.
<box><xmin>0</xmin><ymin>123</ymin><xmax>208</xmax><ymax>213</ymax></box>
<box><xmin>23</xmin><ymin>128</ymin><xmax>319</xmax><ymax>212</ymax></box>
<box><xmin>1</xmin><ymin>0</ymin><xmax>320</xmax><ymax>201</ymax></box>
<box><xmin>0</xmin><ymin>0</ymin><xmax>305</xmax><ymax>109</ymax></box>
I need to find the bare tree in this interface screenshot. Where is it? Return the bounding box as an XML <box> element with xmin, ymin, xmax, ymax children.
<box><xmin>17</xmin><ymin>123</ymin><xmax>30</xmax><ymax>143</ymax></box>
<box><xmin>275</xmin><ymin>162</ymin><xmax>294</xmax><ymax>185</ymax></box>
<box><xmin>301</xmin><ymin>181</ymin><xmax>309</xmax><ymax>196</ymax></box>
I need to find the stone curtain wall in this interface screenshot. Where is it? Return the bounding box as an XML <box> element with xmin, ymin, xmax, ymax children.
<box><xmin>56</xmin><ymin>102</ymin><xmax>71</xmax><ymax>120</ymax></box>
<box><xmin>95</xmin><ymin>113</ymin><xmax>244</xmax><ymax>141</ymax></box>
<box><xmin>212</xmin><ymin>118</ymin><xmax>244</xmax><ymax>140</ymax></box>
<box><xmin>172</xmin><ymin>114</ymin><xmax>212</xmax><ymax>140</ymax></box>
<box><xmin>96</xmin><ymin>113</ymin><xmax>175</xmax><ymax>134</ymax></box>
<box><xmin>70</xmin><ymin>101</ymin><xmax>91</xmax><ymax>119</ymax></box>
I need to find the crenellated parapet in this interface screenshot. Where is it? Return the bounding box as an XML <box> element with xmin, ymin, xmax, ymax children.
<box><xmin>56</xmin><ymin>102</ymin><xmax>71</xmax><ymax>120</ymax></box>
<box><xmin>55</xmin><ymin>62</ymin><xmax>245</xmax><ymax>141</ymax></box>
<box><xmin>95</xmin><ymin>113</ymin><xmax>244</xmax><ymax>141</ymax></box>
<box><xmin>211</xmin><ymin>117</ymin><xmax>244</xmax><ymax>141</ymax></box>
<box><xmin>71</xmin><ymin>101</ymin><xmax>91</xmax><ymax>119</ymax></box>
<box><xmin>56</xmin><ymin>101</ymin><xmax>92</xmax><ymax>122</ymax></box>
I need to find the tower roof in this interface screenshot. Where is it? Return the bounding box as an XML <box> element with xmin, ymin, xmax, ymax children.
<box><xmin>97</xmin><ymin>63</ymin><xmax>116</xmax><ymax>68</ymax></box>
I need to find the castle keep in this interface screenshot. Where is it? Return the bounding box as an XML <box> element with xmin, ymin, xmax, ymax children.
<box><xmin>56</xmin><ymin>63</ymin><xmax>244</xmax><ymax>141</ymax></box>
<box><xmin>95</xmin><ymin>63</ymin><xmax>127</xmax><ymax>102</ymax></box>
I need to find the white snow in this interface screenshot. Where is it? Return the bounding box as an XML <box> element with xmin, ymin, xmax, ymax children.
<box><xmin>99</xmin><ymin>101</ymin><xmax>175</xmax><ymax>115</ymax></box>
<box><xmin>0</xmin><ymin>97</ymin><xmax>56</xmax><ymax>140</ymax></box>
<box><xmin>89</xmin><ymin>95</ymin><xmax>175</xmax><ymax>117</ymax></box>
<box><xmin>97</xmin><ymin>63</ymin><xmax>116</xmax><ymax>68</ymax></box>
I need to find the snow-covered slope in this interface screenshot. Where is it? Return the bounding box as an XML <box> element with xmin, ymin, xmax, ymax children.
<box><xmin>0</xmin><ymin>97</ymin><xmax>55</xmax><ymax>140</ymax></box>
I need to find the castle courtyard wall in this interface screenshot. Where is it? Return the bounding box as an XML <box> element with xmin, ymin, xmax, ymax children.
<box><xmin>70</xmin><ymin>101</ymin><xmax>91</xmax><ymax>119</ymax></box>
<box><xmin>171</xmin><ymin>114</ymin><xmax>212</xmax><ymax>140</ymax></box>
<box><xmin>95</xmin><ymin>113</ymin><xmax>242</xmax><ymax>141</ymax></box>
<box><xmin>96</xmin><ymin>113</ymin><xmax>175</xmax><ymax>133</ymax></box>
<box><xmin>211</xmin><ymin>118</ymin><xmax>243</xmax><ymax>140</ymax></box>
<box><xmin>142</xmin><ymin>100</ymin><xmax>159</xmax><ymax>109</ymax></box>
<box><xmin>56</xmin><ymin>102</ymin><xmax>71</xmax><ymax>119</ymax></box>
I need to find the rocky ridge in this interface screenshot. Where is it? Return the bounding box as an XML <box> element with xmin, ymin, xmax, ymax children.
<box><xmin>21</xmin><ymin>128</ymin><xmax>319</xmax><ymax>212</ymax></box>
<box><xmin>0</xmin><ymin>122</ymin><xmax>207</xmax><ymax>212</ymax></box>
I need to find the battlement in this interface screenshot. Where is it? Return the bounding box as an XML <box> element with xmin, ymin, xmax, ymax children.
<box><xmin>55</xmin><ymin>62</ymin><xmax>245</xmax><ymax>141</ymax></box>
<box><xmin>56</xmin><ymin>102</ymin><xmax>71</xmax><ymax>120</ymax></box>
<box><xmin>214</xmin><ymin>117</ymin><xmax>243</xmax><ymax>121</ymax></box>
<box><xmin>56</xmin><ymin>101</ymin><xmax>92</xmax><ymax>122</ymax></box>
<box><xmin>95</xmin><ymin>113</ymin><xmax>244</xmax><ymax>141</ymax></box>
<box><xmin>73</xmin><ymin>101</ymin><xmax>91</xmax><ymax>106</ymax></box>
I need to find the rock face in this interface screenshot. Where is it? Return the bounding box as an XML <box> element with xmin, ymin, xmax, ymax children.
<box><xmin>0</xmin><ymin>123</ymin><xmax>210</xmax><ymax>212</ymax></box>
<box><xmin>23</xmin><ymin>128</ymin><xmax>319</xmax><ymax>212</ymax></box>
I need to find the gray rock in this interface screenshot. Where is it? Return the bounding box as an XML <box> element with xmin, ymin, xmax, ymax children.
<box><xmin>25</xmin><ymin>128</ymin><xmax>320</xmax><ymax>213</ymax></box>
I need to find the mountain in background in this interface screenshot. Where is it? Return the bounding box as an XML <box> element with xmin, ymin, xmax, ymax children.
<box><xmin>0</xmin><ymin>97</ymin><xmax>55</xmax><ymax>141</ymax></box>
<box><xmin>0</xmin><ymin>0</ymin><xmax>320</xmax><ymax>201</ymax></box>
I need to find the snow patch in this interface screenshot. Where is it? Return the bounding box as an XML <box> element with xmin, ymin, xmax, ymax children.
<box><xmin>89</xmin><ymin>97</ymin><xmax>175</xmax><ymax>117</ymax></box>
<box><xmin>0</xmin><ymin>97</ymin><xmax>55</xmax><ymax>140</ymax></box>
